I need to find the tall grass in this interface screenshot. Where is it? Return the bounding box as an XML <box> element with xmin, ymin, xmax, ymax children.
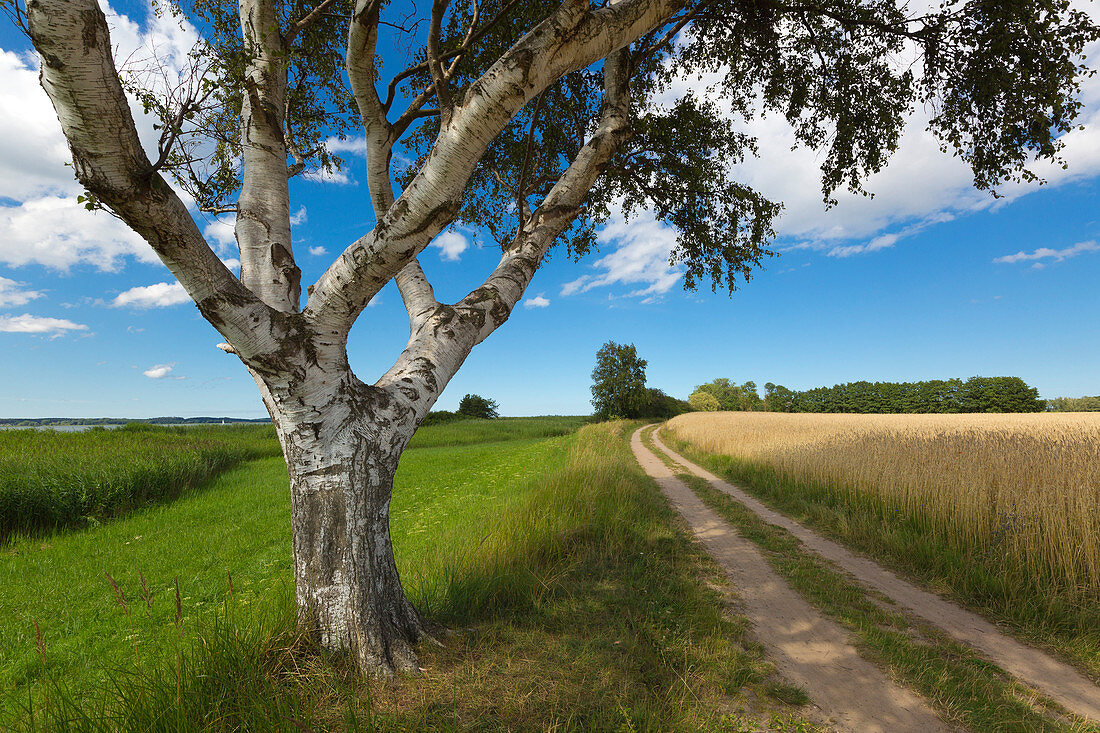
<box><xmin>665</xmin><ymin>412</ymin><xmax>1100</xmax><ymax>666</ymax></box>
<box><xmin>0</xmin><ymin>417</ymin><xmax>585</xmax><ymax>541</ymax></box>
<box><xmin>667</xmin><ymin>413</ymin><xmax>1100</xmax><ymax>599</ymax></box>
<box><xmin>0</xmin><ymin>425</ymin><xmax>281</xmax><ymax>539</ymax></box>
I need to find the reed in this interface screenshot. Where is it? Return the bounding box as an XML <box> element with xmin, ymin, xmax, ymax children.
<box><xmin>0</xmin><ymin>424</ymin><xmax>281</xmax><ymax>539</ymax></box>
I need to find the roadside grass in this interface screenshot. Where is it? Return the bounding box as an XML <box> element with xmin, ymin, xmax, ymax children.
<box><xmin>0</xmin><ymin>424</ymin><xmax>282</xmax><ymax>540</ymax></box>
<box><xmin>642</xmin><ymin>428</ymin><xmax>1095</xmax><ymax>732</ymax></box>
<box><xmin>660</xmin><ymin>427</ymin><xmax>1100</xmax><ymax>681</ymax></box>
<box><xmin>5</xmin><ymin>421</ymin><xmax>821</xmax><ymax>731</ymax></box>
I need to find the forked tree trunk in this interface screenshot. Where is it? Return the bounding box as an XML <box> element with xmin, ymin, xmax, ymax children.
<box><xmin>264</xmin><ymin>371</ymin><xmax>429</xmax><ymax>673</ymax></box>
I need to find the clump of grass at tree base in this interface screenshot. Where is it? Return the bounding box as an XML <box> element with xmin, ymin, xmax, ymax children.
<box><xmin>7</xmin><ymin>422</ymin><xmax>820</xmax><ymax>731</ymax></box>
<box><xmin>0</xmin><ymin>424</ymin><xmax>282</xmax><ymax>540</ymax></box>
<box><xmin>660</xmin><ymin>417</ymin><xmax>1100</xmax><ymax>680</ymax></box>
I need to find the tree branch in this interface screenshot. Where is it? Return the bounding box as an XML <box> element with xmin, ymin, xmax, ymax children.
<box><xmin>347</xmin><ymin>0</ymin><xmax>398</xmax><ymax>217</ymax></box>
<box><xmin>25</xmin><ymin>0</ymin><xmax>280</xmax><ymax>361</ymax></box>
<box><xmin>305</xmin><ymin>0</ymin><xmax>686</xmax><ymax>336</ymax></box>
<box><xmin>285</xmin><ymin>0</ymin><xmax>341</xmax><ymax>44</ymax></box>
<box><xmin>427</xmin><ymin>0</ymin><xmax>454</xmax><ymax>123</ymax></box>
<box><xmin>375</xmin><ymin>48</ymin><xmax>634</xmax><ymax>414</ymax></box>
<box><xmin>394</xmin><ymin>259</ymin><xmax>439</xmax><ymax>332</ymax></box>
<box><xmin>236</xmin><ymin>0</ymin><xmax>301</xmax><ymax>312</ymax></box>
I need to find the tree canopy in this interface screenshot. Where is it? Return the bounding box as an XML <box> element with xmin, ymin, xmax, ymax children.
<box><xmin>458</xmin><ymin>393</ymin><xmax>500</xmax><ymax>419</ymax></box>
<box><xmin>591</xmin><ymin>341</ymin><xmax>649</xmax><ymax>419</ymax></box>
<box><xmin>691</xmin><ymin>378</ymin><xmax>762</xmax><ymax>411</ymax></box>
<box><xmin>16</xmin><ymin>0</ymin><xmax>1096</xmax><ymax>299</ymax></box>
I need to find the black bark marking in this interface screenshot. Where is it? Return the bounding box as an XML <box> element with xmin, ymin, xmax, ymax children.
<box><xmin>80</xmin><ymin>9</ymin><xmax>100</xmax><ymax>53</ymax></box>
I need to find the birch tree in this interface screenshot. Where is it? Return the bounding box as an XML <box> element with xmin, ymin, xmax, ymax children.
<box><xmin>9</xmin><ymin>0</ymin><xmax>1096</xmax><ymax>674</ymax></box>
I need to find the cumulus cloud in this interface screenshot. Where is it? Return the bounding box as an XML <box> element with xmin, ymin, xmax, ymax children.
<box><xmin>143</xmin><ymin>363</ymin><xmax>179</xmax><ymax>379</ymax></box>
<box><xmin>0</xmin><ymin>313</ymin><xmax>88</xmax><ymax>336</ymax></box>
<box><xmin>112</xmin><ymin>281</ymin><xmax>190</xmax><ymax>308</ymax></box>
<box><xmin>650</xmin><ymin>26</ymin><xmax>1100</xmax><ymax>256</ymax></box>
<box><xmin>203</xmin><ymin>215</ymin><xmax>236</xmax><ymax>253</ymax></box>
<box><xmin>308</xmin><ymin>245</ymin><xmax>328</xmax><ymax>256</ymax></box>
<box><xmin>433</xmin><ymin>231</ymin><xmax>470</xmax><ymax>261</ymax></box>
<box><xmin>325</xmin><ymin>136</ymin><xmax>368</xmax><ymax>156</ymax></box>
<box><xmin>994</xmin><ymin>240</ymin><xmax>1100</xmax><ymax>265</ymax></box>
<box><xmin>524</xmin><ymin>294</ymin><xmax>550</xmax><ymax>308</ymax></box>
<box><xmin>0</xmin><ymin>277</ymin><xmax>44</xmax><ymax>307</ymax></box>
<box><xmin>0</xmin><ymin>196</ymin><xmax>155</xmax><ymax>271</ymax></box>
<box><xmin>561</xmin><ymin>208</ymin><xmax>681</xmax><ymax>299</ymax></box>
<box><xmin>0</xmin><ymin>51</ymin><xmax>76</xmax><ymax>200</ymax></box>
<box><xmin>0</xmin><ymin>3</ymin><xmax>202</xmax><ymax>271</ymax></box>
<box><xmin>290</xmin><ymin>206</ymin><xmax>307</xmax><ymax>226</ymax></box>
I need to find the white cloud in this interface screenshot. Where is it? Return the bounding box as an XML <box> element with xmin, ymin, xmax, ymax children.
<box><xmin>0</xmin><ymin>51</ymin><xmax>76</xmax><ymax>199</ymax></box>
<box><xmin>652</xmin><ymin>28</ymin><xmax>1100</xmax><ymax>257</ymax></box>
<box><xmin>0</xmin><ymin>196</ymin><xmax>154</xmax><ymax>271</ymax></box>
<box><xmin>561</xmin><ymin>208</ymin><xmax>681</xmax><ymax>299</ymax></box>
<box><xmin>143</xmin><ymin>363</ymin><xmax>177</xmax><ymax>379</ymax></box>
<box><xmin>433</xmin><ymin>230</ymin><xmax>470</xmax><ymax>261</ymax></box>
<box><xmin>290</xmin><ymin>206</ymin><xmax>307</xmax><ymax>226</ymax></box>
<box><xmin>994</xmin><ymin>240</ymin><xmax>1100</xmax><ymax>265</ymax></box>
<box><xmin>325</xmin><ymin>136</ymin><xmax>367</xmax><ymax>156</ymax></box>
<box><xmin>0</xmin><ymin>3</ymin><xmax>203</xmax><ymax>271</ymax></box>
<box><xmin>524</xmin><ymin>294</ymin><xmax>550</xmax><ymax>308</ymax></box>
<box><xmin>308</xmin><ymin>245</ymin><xmax>328</xmax><ymax>256</ymax></box>
<box><xmin>0</xmin><ymin>313</ymin><xmax>88</xmax><ymax>335</ymax></box>
<box><xmin>304</xmin><ymin>168</ymin><xmax>353</xmax><ymax>185</ymax></box>
<box><xmin>204</xmin><ymin>215</ymin><xmax>236</xmax><ymax>253</ymax></box>
<box><xmin>112</xmin><ymin>281</ymin><xmax>190</xmax><ymax>308</ymax></box>
<box><xmin>0</xmin><ymin>277</ymin><xmax>43</xmax><ymax>307</ymax></box>
<box><xmin>826</xmin><ymin>214</ymin><xmax>955</xmax><ymax>258</ymax></box>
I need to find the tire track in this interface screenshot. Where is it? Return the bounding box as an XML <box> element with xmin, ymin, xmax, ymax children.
<box><xmin>650</xmin><ymin>429</ymin><xmax>1100</xmax><ymax>725</ymax></box>
<box><xmin>631</xmin><ymin>427</ymin><xmax>953</xmax><ymax>733</ymax></box>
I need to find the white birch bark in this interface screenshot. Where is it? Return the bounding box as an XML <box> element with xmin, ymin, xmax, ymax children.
<box><xmin>236</xmin><ymin>0</ymin><xmax>301</xmax><ymax>312</ymax></box>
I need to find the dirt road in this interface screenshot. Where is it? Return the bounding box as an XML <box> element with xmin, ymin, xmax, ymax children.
<box><xmin>631</xmin><ymin>427</ymin><xmax>953</xmax><ymax>732</ymax></box>
<box><xmin>649</xmin><ymin>429</ymin><xmax>1100</xmax><ymax>726</ymax></box>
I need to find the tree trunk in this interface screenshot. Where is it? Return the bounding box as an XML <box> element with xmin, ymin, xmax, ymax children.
<box><xmin>266</xmin><ymin>372</ymin><xmax>429</xmax><ymax>674</ymax></box>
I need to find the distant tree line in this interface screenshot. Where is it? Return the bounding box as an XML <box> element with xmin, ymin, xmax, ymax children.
<box><xmin>1046</xmin><ymin>396</ymin><xmax>1100</xmax><ymax>412</ymax></box>
<box><xmin>690</xmin><ymin>376</ymin><xmax>1045</xmax><ymax>414</ymax></box>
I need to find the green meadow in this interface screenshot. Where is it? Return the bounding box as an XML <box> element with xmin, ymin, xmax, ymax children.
<box><xmin>1</xmin><ymin>418</ymin><xmax>815</xmax><ymax>731</ymax></box>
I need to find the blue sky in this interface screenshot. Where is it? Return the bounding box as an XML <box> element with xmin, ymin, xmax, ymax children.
<box><xmin>1</xmin><ymin>2</ymin><xmax>1098</xmax><ymax>419</ymax></box>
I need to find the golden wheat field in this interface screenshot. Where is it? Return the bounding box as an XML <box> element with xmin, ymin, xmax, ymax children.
<box><xmin>666</xmin><ymin>412</ymin><xmax>1100</xmax><ymax>599</ymax></box>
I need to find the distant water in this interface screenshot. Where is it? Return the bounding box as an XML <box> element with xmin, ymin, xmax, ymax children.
<box><xmin>0</xmin><ymin>424</ymin><xmax>124</xmax><ymax>432</ymax></box>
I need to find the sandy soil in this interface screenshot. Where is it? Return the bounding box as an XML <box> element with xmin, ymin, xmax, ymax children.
<box><xmin>631</xmin><ymin>427</ymin><xmax>954</xmax><ymax>733</ymax></box>
<box><xmin>649</xmin><ymin>429</ymin><xmax>1100</xmax><ymax>726</ymax></box>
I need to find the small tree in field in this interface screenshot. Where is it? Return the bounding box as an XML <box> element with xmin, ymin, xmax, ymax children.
<box><xmin>458</xmin><ymin>394</ymin><xmax>500</xmax><ymax>419</ymax></box>
<box><xmin>689</xmin><ymin>390</ymin><xmax>720</xmax><ymax>412</ymax></box>
<box><xmin>9</xmin><ymin>0</ymin><xmax>1097</xmax><ymax>674</ymax></box>
<box><xmin>591</xmin><ymin>341</ymin><xmax>648</xmax><ymax>419</ymax></box>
